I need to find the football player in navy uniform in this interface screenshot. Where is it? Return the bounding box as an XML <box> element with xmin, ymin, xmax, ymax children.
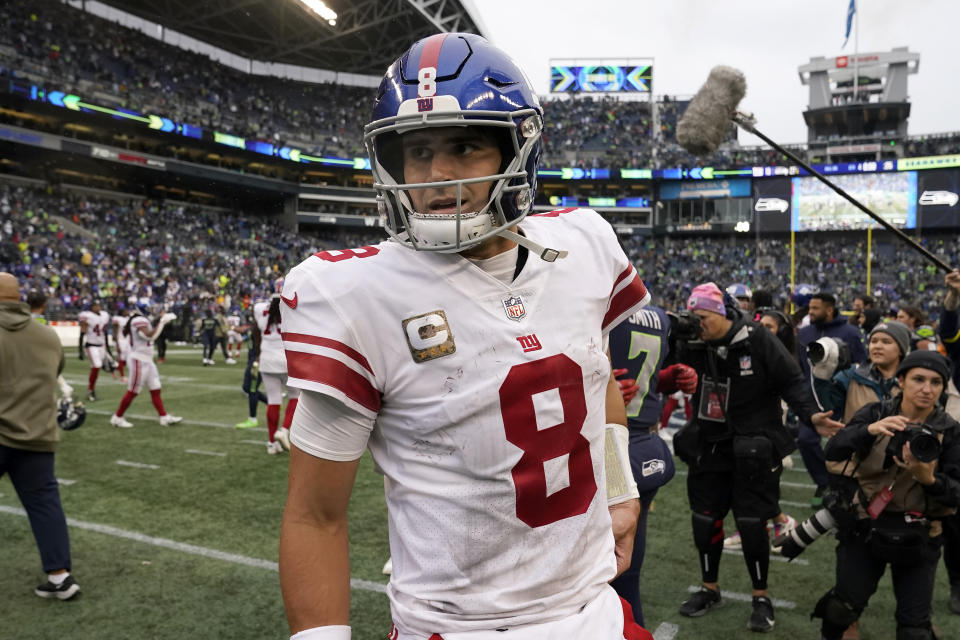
<box><xmin>609</xmin><ymin>305</ymin><xmax>698</xmax><ymax>626</ymax></box>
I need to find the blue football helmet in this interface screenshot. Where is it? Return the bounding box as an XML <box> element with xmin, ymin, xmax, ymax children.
<box><xmin>792</xmin><ymin>283</ymin><xmax>820</xmax><ymax>309</ymax></box>
<box><xmin>725</xmin><ymin>283</ymin><xmax>753</xmax><ymax>300</ymax></box>
<box><xmin>365</xmin><ymin>33</ymin><xmax>546</xmax><ymax>255</ymax></box>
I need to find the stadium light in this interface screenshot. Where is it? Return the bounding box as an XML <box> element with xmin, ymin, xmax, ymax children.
<box><xmin>296</xmin><ymin>0</ymin><xmax>337</xmax><ymax>26</ymax></box>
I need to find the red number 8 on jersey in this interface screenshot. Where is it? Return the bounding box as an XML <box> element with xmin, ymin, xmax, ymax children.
<box><xmin>499</xmin><ymin>354</ymin><xmax>597</xmax><ymax>528</ymax></box>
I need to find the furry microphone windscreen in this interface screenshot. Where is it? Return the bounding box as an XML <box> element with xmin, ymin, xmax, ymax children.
<box><xmin>676</xmin><ymin>66</ymin><xmax>747</xmax><ymax>157</ymax></box>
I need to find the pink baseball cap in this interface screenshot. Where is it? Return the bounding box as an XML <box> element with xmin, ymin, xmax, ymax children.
<box><xmin>687</xmin><ymin>282</ymin><xmax>726</xmax><ymax>316</ymax></box>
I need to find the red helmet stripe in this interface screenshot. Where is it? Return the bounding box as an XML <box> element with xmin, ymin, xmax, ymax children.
<box><xmin>418</xmin><ymin>33</ymin><xmax>448</xmax><ymax>75</ymax></box>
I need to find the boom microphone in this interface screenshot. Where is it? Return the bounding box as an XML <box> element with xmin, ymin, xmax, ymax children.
<box><xmin>675</xmin><ymin>66</ymin><xmax>953</xmax><ymax>273</ymax></box>
<box><xmin>676</xmin><ymin>66</ymin><xmax>746</xmax><ymax>157</ymax></box>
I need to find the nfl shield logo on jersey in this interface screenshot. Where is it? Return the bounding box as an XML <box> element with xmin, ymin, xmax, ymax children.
<box><xmin>502</xmin><ymin>295</ymin><xmax>526</xmax><ymax>321</ymax></box>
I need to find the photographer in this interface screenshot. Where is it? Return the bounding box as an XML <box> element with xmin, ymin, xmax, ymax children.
<box><xmin>813</xmin><ymin>351</ymin><xmax>960</xmax><ymax>640</ymax></box>
<box><xmin>673</xmin><ymin>283</ymin><xmax>841</xmax><ymax>632</ymax></box>
<box><xmin>814</xmin><ymin>321</ymin><xmax>911</xmax><ymax>423</ymax></box>
<box><xmin>798</xmin><ymin>292</ymin><xmax>869</xmax><ymax>506</ymax></box>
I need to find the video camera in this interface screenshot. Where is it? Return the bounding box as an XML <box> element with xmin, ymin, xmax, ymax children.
<box><xmin>666</xmin><ymin>310</ymin><xmax>702</xmax><ymax>342</ymax></box>
<box><xmin>807</xmin><ymin>336</ymin><xmax>852</xmax><ymax>380</ymax></box>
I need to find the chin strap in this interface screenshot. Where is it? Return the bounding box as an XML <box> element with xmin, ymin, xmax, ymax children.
<box><xmin>497</xmin><ymin>228</ymin><xmax>568</xmax><ymax>263</ymax></box>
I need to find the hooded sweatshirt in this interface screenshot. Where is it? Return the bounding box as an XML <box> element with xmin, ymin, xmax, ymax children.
<box><xmin>0</xmin><ymin>300</ymin><xmax>64</xmax><ymax>452</ymax></box>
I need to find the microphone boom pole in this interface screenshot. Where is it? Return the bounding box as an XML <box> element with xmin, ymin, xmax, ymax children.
<box><xmin>733</xmin><ymin>112</ymin><xmax>952</xmax><ymax>273</ymax></box>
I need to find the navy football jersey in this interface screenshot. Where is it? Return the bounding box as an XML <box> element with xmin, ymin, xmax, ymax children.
<box><xmin>609</xmin><ymin>305</ymin><xmax>671</xmax><ymax>430</ymax></box>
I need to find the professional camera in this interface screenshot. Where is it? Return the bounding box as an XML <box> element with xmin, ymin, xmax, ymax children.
<box><xmin>667</xmin><ymin>310</ymin><xmax>702</xmax><ymax>342</ymax></box>
<box><xmin>807</xmin><ymin>336</ymin><xmax>852</xmax><ymax>380</ymax></box>
<box><xmin>772</xmin><ymin>480</ymin><xmax>859</xmax><ymax>559</ymax></box>
<box><xmin>886</xmin><ymin>422</ymin><xmax>941</xmax><ymax>465</ymax></box>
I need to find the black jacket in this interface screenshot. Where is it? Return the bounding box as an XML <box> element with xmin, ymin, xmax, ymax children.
<box><xmin>825</xmin><ymin>396</ymin><xmax>960</xmax><ymax>513</ymax></box>
<box><xmin>677</xmin><ymin>314</ymin><xmax>820</xmax><ymax>457</ymax></box>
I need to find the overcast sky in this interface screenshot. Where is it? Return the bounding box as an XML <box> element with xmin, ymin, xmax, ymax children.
<box><xmin>477</xmin><ymin>0</ymin><xmax>954</xmax><ymax>147</ymax></box>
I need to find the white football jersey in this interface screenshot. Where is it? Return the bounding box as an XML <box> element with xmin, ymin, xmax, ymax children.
<box><xmin>254</xmin><ymin>301</ymin><xmax>286</xmax><ymax>374</ymax></box>
<box><xmin>127</xmin><ymin>315</ymin><xmax>155</xmax><ymax>362</ymax></box>
<box><xmin>227</xmin><ymin>314</ymin><xmax>241</xmax><ymax>330</ymax></box>
<box><xmin>281</xmin><ymin>209</ymin><xmax>649</xmax><ymax>635</ymax></box>
<box><xmin>112</xmin><ymin>315</ymin><xmax>130</xmax><ymax>353</ymax></box>
<box><xmin>79</xmin><ymin>310</ymin><xmax>110</xmax><ymax>346</ymax></box>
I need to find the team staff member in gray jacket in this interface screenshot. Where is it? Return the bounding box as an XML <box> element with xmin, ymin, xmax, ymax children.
<box><xmin>0</xmin><ymin>272</ymin><xmax>80</xmax><ymax>600</ymax></box>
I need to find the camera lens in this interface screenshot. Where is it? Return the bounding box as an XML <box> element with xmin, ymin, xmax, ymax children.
<box><xmin>910</xmin><ymin>431</ymin><xmax>940</xmax><ymax>463</ymax></box>
<box><xmin>806</xmin><ymin>342</ymin><xmax>825</xmax><ymax>364</ymax></box>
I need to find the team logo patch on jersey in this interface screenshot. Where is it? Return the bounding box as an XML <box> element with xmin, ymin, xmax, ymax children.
<box><xmin>502</xmin><ymin>295</ymin><xmax>526</xmax><ymax>321</ymax></box>
<box><xmin>402</xmin><ymin>310</ymin><xmax>456</xmax><ymax>363</ymax></box>
<box><xmin>739</xmin><ymin>355</ymin><xmax>753</xmax><ymax>375</ymax></box>
<box><xmin>642</xmin><ymin>459</ymin><xmax>666</xmax><ymax>477</ymax></box>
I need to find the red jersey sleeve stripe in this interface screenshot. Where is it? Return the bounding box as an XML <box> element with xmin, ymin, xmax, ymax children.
<box><xmin>286</xmin><ymin>351</ymin><xmax>382</xmax><ymax>414</ymax></box>
<box><xmin>282</xmin><ymin>332</ymin><xmax>374</xmax><ymax>375</ymax></box>
<box><xmin>612</xmin><ymin>264</ymin><xmax>634</xmax><ymax>290</ymax></box>
<box><xmin>603</xmin><ymin>273</ymin><xmax>650</xmax><ymax>328</ymax></box>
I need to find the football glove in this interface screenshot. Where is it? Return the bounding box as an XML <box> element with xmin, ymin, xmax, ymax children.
<box><xmin>611</xmin><ymin>368</ymin><xmax>640</xmax><ymax>405</ymax></box>
<box><xmin>658</xmin><ymin>364</ymin><xmax>698</xmax><ymax>395</ymax></box>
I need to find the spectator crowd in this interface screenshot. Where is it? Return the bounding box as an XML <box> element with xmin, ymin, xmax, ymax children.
<box><xmin>5</xmin><ymin>1</ymin><xmax>959</xmax><ymax>173</ymax></box>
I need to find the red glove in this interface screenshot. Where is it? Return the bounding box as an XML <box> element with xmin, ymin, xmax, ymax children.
<box><xmin>612</xmin><ymin>368</ymin><xmax>640</xmax><ymax>406</ymax></box>
<box><xmin>658</xmin><ymin>363</ymin><xmax>699</xmax><ymax>395</ymax></box>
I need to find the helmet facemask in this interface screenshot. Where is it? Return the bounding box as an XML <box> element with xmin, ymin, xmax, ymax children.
<box><xmin>365</xmin><ymin>108</ymin><xmax>542</xmax><ymax>254</ymax></box>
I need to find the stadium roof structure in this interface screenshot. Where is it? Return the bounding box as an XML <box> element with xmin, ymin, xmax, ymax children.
<box><xmin>93</xmin><ymin>0</ymin><xmax>488</xmax><ymax>75</ymax></box>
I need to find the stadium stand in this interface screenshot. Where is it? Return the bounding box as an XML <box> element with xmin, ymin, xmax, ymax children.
<box><xmin>8</xmin><ymin>0</ymin><xmax>955</xmax><ymax>172</ymax></box>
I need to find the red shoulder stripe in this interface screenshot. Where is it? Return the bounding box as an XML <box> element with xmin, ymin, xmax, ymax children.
<box><xmin>530</xmin><ymin>207</ymin><xmax>577</xmax><ymax>218</ymax></box>
<box><xmin>282</xmin><ymin>333</ymin><xmax>373</xmax><ymax>375</ymax></box>
<box><xmin>286</xmin><ymin>351</ymin><xmax>382</xmax><ymax>414</ymax></box>
<box><xmin>603</xmin><ymin>272</ymin><xmax>649</xmax><ymax>329</ymax></box>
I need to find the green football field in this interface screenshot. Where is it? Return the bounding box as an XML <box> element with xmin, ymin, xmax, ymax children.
<box><xmin>2</xmin><ymin>347</ymin><xmax>959</xmax><ymax>639</ymax></box>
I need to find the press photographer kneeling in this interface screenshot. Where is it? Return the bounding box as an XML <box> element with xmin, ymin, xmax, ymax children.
<box><xmin>806</xmin><ymin>351</ymin><xmax>960</xmax><ymax>640</ymax></box>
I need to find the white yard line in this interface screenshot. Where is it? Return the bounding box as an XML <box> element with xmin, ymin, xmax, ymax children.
<box><xmin>185</xmin><ymin>449</ymin><xmax>227</xmax><ymax>457</ymax></box>
<box><xmin>116</xmin><ymin>460</ymin><xmax>160</xmax><ymax>470</ymax></box>
<box><xmin>687</xmin><ymin>585</ymin><xmax>796</xmax><ymax>609</ymax></box>
<box><xmin>652</xmin><ymin>622</ymin><xmax>679</xmax><ymax>640</ymax></box>
<box><xmin>86</xmin><ymin>409</ymin><xmax>266</xmax><ymax>433</ymax></box>
<box><xmin>723</xmin><ymin>548</ymin><xmax>809</xmax><ymax>566</ymax></box>
<box><xmin>57</xmin><ymin>478</ymin><xmax>78</xmax><ymax>486</ymax></box>
<box><xmin>0</xmin><ymin>504</ymin><xmax>387</xmax><ymax>594</ymax></box>
<box><xmin>780</xmin><ymin>500</ymin><xmax>815</xmax><ymax>509</ymax></box>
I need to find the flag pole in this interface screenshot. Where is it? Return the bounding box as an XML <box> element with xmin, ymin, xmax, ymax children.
<box><xmin>853</xmin><ymin>1</ymin><xmax>859</xmax><ymax>101</ymax></box>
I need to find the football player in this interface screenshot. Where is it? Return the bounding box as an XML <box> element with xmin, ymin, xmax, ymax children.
<box><xmin>109</xmin><ymin>306</ymin><xmax>182</xmax><ymax>428</ymax></box>
<box><xmin>608</xmin><ymin>306</ymin><xmax>698</xmax><ymax>626</ymax></box>
<box><xmin>226</xmin><ymin>306</ymin><xmax>244</xmax><ymax>360</ymax></box>
<box><xmin>78</xmin><ymin>300</ymin><xmax>111</xmax><ymax>401</ymax></box>
<box><xmin>111</xmin><ymin>305</ymin><xmax>130</xmax><ymax>381</ymax></box>
<box><xmin>279</xmin><ymin>34</ymin><xmax>652</xmax><ymax>640</ymax></box>
<box><xmin>253</xmin><ymin>290</ymin><xmax>297</xmax><ymax>454</ymax></box>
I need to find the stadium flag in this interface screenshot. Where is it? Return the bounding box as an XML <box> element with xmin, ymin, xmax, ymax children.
<box><xmin>842</xmin><ymin>0</ymin><xmax>856</xmax><ymax>48</ymax></box>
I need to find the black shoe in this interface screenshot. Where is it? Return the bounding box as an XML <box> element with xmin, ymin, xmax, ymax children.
<box><xmin>748</xmin><ymin>595</ymin><xmax>775</xmax><ymax>632</ymax></box>
<box><xmin>86</xmin><ymin>390</ymin><xmax>97</xmax><ymax>402</ymax></box>
<box><xmin>35</xmin><ymin>574</ymin><xmax>80</xmax><ymax>600</ymax></box>
<box><xmin>950</xmin><ymin>587</ymin><xmax>960</xmax><ymax>615</ymax></box>
<box><xmin>680</xmin><ymin>586</ymin><xmax>722</xmax><ymax>617</ymax></box>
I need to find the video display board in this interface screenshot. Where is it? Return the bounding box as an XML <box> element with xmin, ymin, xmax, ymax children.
<box><xmin>916</xmin><ymin>168</ymin><xmax>960</xmax><ymax>228</ymax></box>
<box><xmin>550</xmin><ymin>63</ymin><xmax>652</xmax><ymax>93</ymax></box>
<box><xmin>752</xmin><ymin>177</ymin><xmax>792</xmax><ymax>232</ymax></box>
<box><xmin>790</xmin><ymin>172</ymin><xmax>917</xmax><ymax>230</ymax></box>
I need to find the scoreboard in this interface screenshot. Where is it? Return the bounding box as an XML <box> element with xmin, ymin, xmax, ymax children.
<box><xmin>550</xmin><ymin>60</ymin><xmax>653</xmax><ymax>94</ymax></box>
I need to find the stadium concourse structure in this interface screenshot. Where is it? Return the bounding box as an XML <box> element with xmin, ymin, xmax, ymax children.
<box><xmin>0</xmin><ymin>0</ymin><xmax>958</xmax><ymax>244</ymax></box>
